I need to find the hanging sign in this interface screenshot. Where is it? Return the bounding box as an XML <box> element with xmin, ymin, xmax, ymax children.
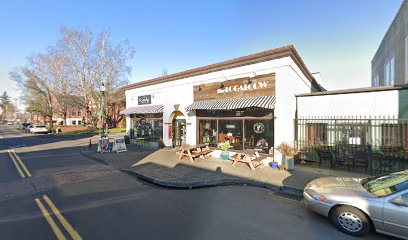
<box><xmin>112</xmin><ymin>137</ymin><xmax>127</xmax><ymax>153</ymax></box>
<box><xmin>138</xmin><ymin>95</ymin><xmax>151</xmax><ymax>105</ymax></box>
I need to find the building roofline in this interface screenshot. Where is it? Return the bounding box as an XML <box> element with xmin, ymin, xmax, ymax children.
<box><xmin>124</xmin><ymin>45</ymin><xmax>314</xmax><ymax>90</ymax></box>
<box><xmin>372</xmin><ymin>0</ymin><xmax>407</xmax><ymax>62</ymax></box>
<box><xmin>296</xmin><ymin>84</ymin><xmax>408</xmax><ymax>97</ymax></box>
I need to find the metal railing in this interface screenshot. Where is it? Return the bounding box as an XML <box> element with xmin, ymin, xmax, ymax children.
<box><xmin>295</xmin><ymin>116</ymin><xmax>408</xmax><ymax>174</ymax></box>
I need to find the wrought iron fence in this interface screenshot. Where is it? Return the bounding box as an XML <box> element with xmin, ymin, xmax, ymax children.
<box><xmin>295</xmin><ymin>116</ymin><xmax>408</xmax><ymax>175</ymax></box>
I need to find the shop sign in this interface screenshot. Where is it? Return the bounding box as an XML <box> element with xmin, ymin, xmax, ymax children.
<box><xmin>193</xmin><ymin>73</ymin><xmax>275</xmax><ymax>102</ymax></box>
<box><xmin>138</xmin><ymin>95</ymin><xmax>151</xmax><ymax>105</ymax></box>
<box><xmin>253</xmin><ymin>122</ymin><xmax>265</xmax><ymax>134</ymax></box>
<box><xmin>217</xmin><ymin>81</ymin><xmax>268</xmax><ymax>94</ymax></box>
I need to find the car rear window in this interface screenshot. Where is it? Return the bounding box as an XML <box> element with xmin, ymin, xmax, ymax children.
<box><xmin>36</xmin><ymin>126</ymin><xmax>46</xmax><ymax>128</ymax></box>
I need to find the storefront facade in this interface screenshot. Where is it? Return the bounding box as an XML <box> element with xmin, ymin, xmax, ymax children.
<box><xmin>122</xmin><ymin>45</ymin><xmax>318</xmax><ymax>160</ymax></box>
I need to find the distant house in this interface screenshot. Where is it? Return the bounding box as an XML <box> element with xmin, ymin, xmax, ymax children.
<box><xmin>372</xmin><ymin>0</ymin><xmax>408</xmax><ymax>86</ymax></box>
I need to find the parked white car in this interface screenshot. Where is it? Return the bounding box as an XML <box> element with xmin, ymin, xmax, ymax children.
<box><xmin>30</xmin><ymin>125</ymin><xmax>49</xmax><ymax>134</ymax></box>
<box><xmin>304</xmin><ymin>170</ymin><xmax>408</xmax><ymax>239</ymax></box>
<box><xmin>24</xmin><ymin>125</ymin><xmax>33</xmax><ymax>133</ymax></box>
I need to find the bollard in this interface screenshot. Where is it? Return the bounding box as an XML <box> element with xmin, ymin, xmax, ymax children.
<box><xmin>89</xmin><ymin>138</ymin><xmax>92</xmax><ymax>149</ymax></box>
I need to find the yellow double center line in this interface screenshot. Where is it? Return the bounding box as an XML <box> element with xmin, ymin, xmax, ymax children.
<box><xmin>35</xmin><ymin>195</ymin><xmax>82</xmax><ymax>240</ymax></box>
<box><xmin>8</xmin><ymin>149</ymin><xmax>31</xmax><ymax>178</ymax></box>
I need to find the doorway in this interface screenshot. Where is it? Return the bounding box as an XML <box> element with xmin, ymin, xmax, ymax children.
<box><xmin>172</xmin><ymin>119</ymin><xmax>186</xmax><ymax>147</ymax></box>
<box><xmin>169</xmin><ymin>110</ymin><xmax>186</xmax><ymax>147</ymax></box>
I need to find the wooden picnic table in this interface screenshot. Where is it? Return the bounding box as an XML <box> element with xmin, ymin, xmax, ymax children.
<box><xmin>229</xmin><ymin>150</ymin><xmax>266</xmax><ymax>170</ymax></box>
<box><xmin>176</xmin><ymin>144</ymin><xmax>213</xmax><ymax>162</ymax></box>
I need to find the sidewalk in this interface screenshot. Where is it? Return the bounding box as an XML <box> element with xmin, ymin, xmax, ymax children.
<box><xmin>81</xmin><ymin>146</ymin><xmax>369</xmax><ymax>197</ymax></box>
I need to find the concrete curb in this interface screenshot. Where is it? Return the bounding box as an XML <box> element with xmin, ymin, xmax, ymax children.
<box><xmin>80</xmin><ymin>148</ymin><xmax>304</xmax><ymax>198</ymax></box>
<box><xmin>121</xmin><ymin>169</ymin><xmax>303</xmax><ymax>198</ymax></box>
<box><xmin>80</xmin><ymin>148</ymin><xmax>109</xmax><ymax>166</ymax></box>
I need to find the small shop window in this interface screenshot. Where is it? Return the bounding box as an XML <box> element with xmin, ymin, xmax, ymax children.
<box><xmin>198</xmin><ymin>120</ymin><xmax>217</xmax><ymax>147</ymax></box>
<box><xmin>133</xmin><ymin>117</ymin><xmax>163</xmax><ymax>141</ymax></box>
<box><xmin>72</xmin><ymin>120</ymin><xmax>76</xmax><ymax>125</ymax></box>
<box><xmin>218</xmin><ymin>120</ymin><xmax>243</xmax><ymax>150</ymax></box>
<box><xmin>244</xmin><ymin>120</ymin><xmax>273</xmax><ymax>154</ymax></box>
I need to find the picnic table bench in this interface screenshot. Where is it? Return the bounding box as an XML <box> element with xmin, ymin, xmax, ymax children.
<box><xmin>176</xmin><ymin>144</ymin><xmax>213</xmax><ymax>162</ymax></box>
<box><xmin>229</xmin><ymin>150</ymin><xmax>267</xmax><ymax>170</ymax></box>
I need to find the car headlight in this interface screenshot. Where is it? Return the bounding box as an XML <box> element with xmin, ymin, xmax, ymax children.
<box><xmin>305</xmin><ymin>189</ymin><xmax>332</xmax><ymax>203</ymax></box>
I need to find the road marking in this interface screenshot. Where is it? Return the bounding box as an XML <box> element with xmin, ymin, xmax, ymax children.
<box><xmin>42</xmin><ymin>195</ymin><xmax>82</xmax><ymax>240</ymax></box>
<box><xmin>9</xmin><ymin>149</ymin><xmax>32</xmax><ymax>177</ymax></box>
<box><xmin>35</xmin><ymin>198</ymin><xmax>67</xmax><ymax>240</ymax></box>
<box><xmin>7</xmin><ymin>150</ymin><xmax>25</xmax><ymax>178</ymax></box>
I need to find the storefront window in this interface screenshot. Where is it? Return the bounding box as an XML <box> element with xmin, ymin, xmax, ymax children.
<box><xmin>219</xmin><ymin>120</ymin><xmax>243</xmax><ymax>150</ymax></box>
<box><xmin>244</xmin><ymin>120</ymin><xmax>273</xmax><ymax>154</ymax></box>
<box><xmin>198</xmin><ymin>120</ymin><xmax>217</xmax><ymax>147</ymax></box>
<box><xmin>132</xmin><ymin>116</ymin><xmax>163</xmax><ymax>141</ymax></box>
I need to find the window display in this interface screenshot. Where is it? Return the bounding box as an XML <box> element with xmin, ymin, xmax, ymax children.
<box><xmin>218</xmin><ymin>120</ymin><xmax>243</xmax><ymax>150</ymax></box>
<box><xmin>132</xmin><ymin>117</ymin><xmax>163</xmax><ymax>140</ymax></box>
<box><xmin>244</xmin><ymin>120</ymin><xmax>273</xmax><ymax>153</ymax></box>
<box><xmin>198</xmin><ymin>120</ymin><xmax>217</xmax><ymax>147</ymax></box>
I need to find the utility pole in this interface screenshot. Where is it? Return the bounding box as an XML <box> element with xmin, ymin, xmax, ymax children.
<box><xmin>100</xmin><ymin>83</ymin><xmax>106</xmax><ymax>136</ymax></box>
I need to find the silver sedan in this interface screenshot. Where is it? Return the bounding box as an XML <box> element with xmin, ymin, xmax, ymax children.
<box><xmin>304</xmin><ymin>170</ymin><xmax>408</xmax><ymax>239</ymax></box>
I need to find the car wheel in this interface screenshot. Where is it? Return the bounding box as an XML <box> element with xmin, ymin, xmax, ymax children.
<box><xmin>330</xmin><ymin>206</ymin><xmax>371</xmax><ymax>236</ymax></box>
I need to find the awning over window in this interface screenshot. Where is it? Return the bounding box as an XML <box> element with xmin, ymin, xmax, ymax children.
<box><xmin>120</xmin><ymin>105</ymin><xmax>164</xmax><ymax>115</ymax></box>
<box><xmin>186</xmin><ymin>96</ymin><xmax>275</xmax><ymax>111</ymax></box>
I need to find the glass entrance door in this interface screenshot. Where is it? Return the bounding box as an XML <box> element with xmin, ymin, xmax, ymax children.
<box><xmin>172</xmin><ymin>119</ymin><xmax>186</xmax><ymax>147</ymax></box>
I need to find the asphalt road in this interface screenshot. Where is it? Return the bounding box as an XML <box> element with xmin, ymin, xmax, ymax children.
<box><xmin>0</xmin><ymin>125</ymin><xmax>395</xmax><ymax>240</ymax></box>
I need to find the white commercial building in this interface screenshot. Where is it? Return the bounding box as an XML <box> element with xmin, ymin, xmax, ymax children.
<box><xmin>121</xmin><ymin>45</ymin><xmax>322</xmax><ymax>161</ymax></box>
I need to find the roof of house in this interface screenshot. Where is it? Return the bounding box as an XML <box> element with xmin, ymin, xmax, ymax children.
<box><xmin>124</xmin><ymin>45</ymin><xmax>315</xmax><ymax>90</ymax></box>
<box><xmin>296</xmin><ymin>84</ymin><xmax>408</xmax><ymax>97</ymax></box>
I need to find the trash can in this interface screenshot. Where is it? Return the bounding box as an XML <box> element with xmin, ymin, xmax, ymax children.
<box><xmin>124</xmin><ymin>135</ymin><xmax>130</xmax><ymax>144</ymax></box>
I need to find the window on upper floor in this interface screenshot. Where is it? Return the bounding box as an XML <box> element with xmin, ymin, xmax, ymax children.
<box><xmin>78</xmin><ymin>110</ymin><xmax>81</xmax><ymax>116</ymax></box>
<box><xmin>405</xmin><ymin>35</ymin><xmax>408</xmax><ymax>83</ymax></box>
<box><xmin>384</xmin><ymin>55</ymin><xmax>395</xmax><ymax>86</ymax></box>
<box><xmin>373</xmin><ymin>74</ymin><xmax>379</xmax><ymax>87</ymax></box>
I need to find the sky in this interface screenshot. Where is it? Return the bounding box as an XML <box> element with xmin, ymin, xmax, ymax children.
<box><xmin>0</xmin><ymin>0</ymin><xmax>403</xmax><ymax>108</ymax></box>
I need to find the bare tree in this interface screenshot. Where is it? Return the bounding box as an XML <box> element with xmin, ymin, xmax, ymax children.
<box><xmin>10</xmin><ymin>26</ymin><xmax>134</xmax><ymax>130</ymax></box>
<box><xmin>58</xmin><ymin>26</ymin><xmax>134</xmax><ymax>128</ymax></box>
<box><xmin>10</xmin><ymin>54</ymin><xmax>56</xmax><ymax>131</ymax></box>
<box><xmin>44</xmin><ymin>48</ymin><xmax>73</xmax><ymax>126</ymax></box>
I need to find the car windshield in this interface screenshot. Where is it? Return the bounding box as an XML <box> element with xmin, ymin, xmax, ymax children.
<box><xmin>362</xmin><ymin>170</ymin><xmax>408</xmax><ymax>197</ymax></box>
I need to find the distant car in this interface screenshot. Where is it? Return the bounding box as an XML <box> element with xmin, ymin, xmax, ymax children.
<box><xmin>7</xmin><ymin>121</ymin><xmax>14</xmax><ymax>125</ymax></box>
<box><xmin>30</xmin><ymin>125</ymin><xmax>49</xmax><ymax>134</ymax></box>
<box><xmin>304</xmin><ymin>170</ymin><xmax>408</xmax><ymax>239</ymax></box>
<box><xmin>24</xmin><ymin>125</ymin><xmax>33</xmax><ymax>133</ymax></box>
<box><xmin>21</xmin><ymin>123</ymin><xmax>30</xmax><ymax>130</ymax></box>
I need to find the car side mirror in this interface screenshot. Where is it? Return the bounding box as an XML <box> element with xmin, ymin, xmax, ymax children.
<box><xmin>392</xmin><ymin>196</ymin><xmax>408</xmax><ymax>207</ymax></box>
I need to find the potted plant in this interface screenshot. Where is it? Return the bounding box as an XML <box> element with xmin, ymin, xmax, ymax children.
<box><xmin>219</xmin><ymin>142</ymin><xmax>232</xmax><ymax>160</ymax></box>
<box><xmin>277</xmin><ymin>142</ymin><xmax>299</xmax><ymax>170</ymax></box>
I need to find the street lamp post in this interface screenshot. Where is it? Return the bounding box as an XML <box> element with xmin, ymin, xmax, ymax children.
<box><xmin>100</xmin><ymin>83</ymin><xmax>106</xmax><ymax>136</ymax></box>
